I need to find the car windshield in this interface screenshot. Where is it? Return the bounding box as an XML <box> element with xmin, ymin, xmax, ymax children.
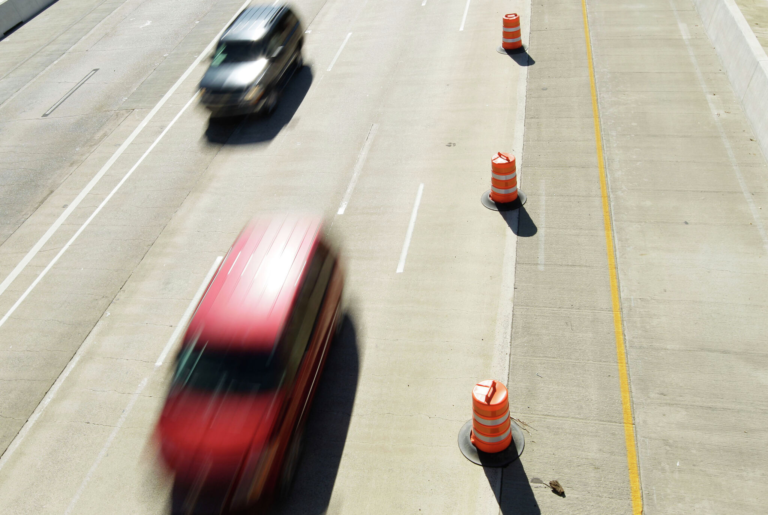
<box><xmin>173</xmin><ymin>343</ymin><xmax>283</xmax><ymax>393</ymax></box>
<box><xmin>211</xmin><ymin>42</ymin><xmax>265</xmax><ymax>66</ymax></box>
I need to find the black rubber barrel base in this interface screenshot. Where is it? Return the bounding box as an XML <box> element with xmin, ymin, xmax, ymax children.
<box><xmin>481</xmin><ymin>190</ymin><xmax>527</xmax><ymax>211</ymax></box>
<box><xmin>497</xmin><ymin>45</ymin><xmax>526</xmax><ymax>55</ymax></box>
<box><xmin>458</xmin><ymin>419</ymin><xmax>525</xmax><ymax>468</ymax></box>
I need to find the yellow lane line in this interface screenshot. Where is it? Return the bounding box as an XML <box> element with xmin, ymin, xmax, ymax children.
<box><xmin>580</xmin><ymin>0</ymin><xmax>643</xmax><ymax>512</ymax></box>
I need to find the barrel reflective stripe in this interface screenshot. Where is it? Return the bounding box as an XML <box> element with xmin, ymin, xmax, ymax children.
<box><xmin>492</xmin><ymin>171</ymin><xmax>517</xmax><ymax>181</ymax></box>
<box><xmin>503</xmin><ymin>27</ymin><xmax>521</xmax><ymax>32</ymax></box>
<box><xmin>502</xmin><ymin>37</ymin><xmax>522</xmax><ymax>43</ymax></box>
<box><xmin>472</xmin><ymin>426</ymin><xmax>512</xmax><ymax>443</ymax></box>
<box><xmin>492</xmin><ymin>185</ymin><xmax>518</xmax><ymax>194</ymax></box>
<box><xmin>473</xmin><ymin>410</ymin><xmax>509</xmax><ymax>426</ymax></box>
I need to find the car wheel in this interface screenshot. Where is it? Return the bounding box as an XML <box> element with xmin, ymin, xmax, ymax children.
<box><xmin>294</xmin><ymin>50</ymin><xmax>303</xmax><ymax>71</ymax></box>
<box><xmin>278</xmin><ymin>427</ymin><xmax>304</xmax><ymax>500</ymax></box>
<box><xmin>263</xmin><ymin>90</ymin><xmax>279</xmax><ymax>116</ymax></box>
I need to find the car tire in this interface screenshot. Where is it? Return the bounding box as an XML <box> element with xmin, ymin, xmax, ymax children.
<box><xmin>277</xmin><ymin>427</ymin><xmax>304</xmax><ymax>500</ymax></box>
<box><xmin>263</xmin><ymin>90</ymin><xmax>279</xmax><ymax>116</ymax></box>
<box><xmin>294</xmin><ymin>50</ymin><xmax>303</xmax><ymax>71</ymax></box>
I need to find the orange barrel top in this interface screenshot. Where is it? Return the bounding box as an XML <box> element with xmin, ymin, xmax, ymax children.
<box><xmin>472</xmin><ymin>380</ymin><xmax>509</xmax><ymax>419</ymax></box>
<box><xmin>491</xmin><ymin>152</ymin><xmax>516</xmax><ymax>174</ymax></box>
<box><xmin>503</xmin><ymin>13</ymin><xmax>520</xmax><ymax>28</ymax></box>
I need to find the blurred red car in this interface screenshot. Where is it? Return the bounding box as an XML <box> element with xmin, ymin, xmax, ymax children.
<box><xmin>156</xmin><ymin>216</ymin><xmax>343</xmax><ymax>513</ymax></box>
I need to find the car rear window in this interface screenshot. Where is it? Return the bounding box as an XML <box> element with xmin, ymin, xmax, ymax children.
<box><xmin>211</xmin><ymin>42</ymin><xmax>266</xmax><ymax>66</ymax></box>
<box><xmin>173</xmin><ymin>343</ymin><xmax>283</xmax><ymax>393</ymax></box>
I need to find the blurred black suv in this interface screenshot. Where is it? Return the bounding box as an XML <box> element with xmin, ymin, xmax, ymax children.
<box><xmin>199</xmin><ymin>4</ymin><xmax>303</xmax><ymax>118</ymax></box>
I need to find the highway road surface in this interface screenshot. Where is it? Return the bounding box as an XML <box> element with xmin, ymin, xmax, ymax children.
<box><xmin>0</xmin><ymin>0</ymin><xmax>766</xmax><ymax>513</ymax></box>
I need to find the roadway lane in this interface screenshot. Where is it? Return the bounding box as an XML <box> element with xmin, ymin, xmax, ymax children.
<box><xmin>0</xmin><ymin>0</ymin><xmax>262</xmax><ymax>455</ymax></box>
<box><xmin>500</xmin><ymin>0</ymin><xmax>768</xmax><ymax>512</ymax></box>
<box><xmin>0</xmin><ymin>0</ymin><xmax>238</xmax><ymax>246</ymax></box>
<box><xmin>3</xmin><ymin>0</ymin><xmax>765</xmax><ymax>512</ymax></box>
<box><xmin>0</xmin><ymin>0</ymin><xmax>532</xmax><ymax>513</ymax></box>
<box><xmin>591</xmin><ymin>0</ymin><xmax>768</xmax><ymax>511</ymax></box>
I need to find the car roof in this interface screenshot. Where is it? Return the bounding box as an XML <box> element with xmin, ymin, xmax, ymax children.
<box><xmin>186</xmin><ymin>215</ymin><xmax>323</xmax><ymax>352</ymax></box>
<box><xmin>220</xmin><ymin>5</ymin><xmax>283</xmax><ymax>44</ymax></box>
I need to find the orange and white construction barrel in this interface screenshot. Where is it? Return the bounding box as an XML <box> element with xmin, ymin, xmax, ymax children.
<box><xmin>481</xmin><ymin>152</ymin><xmax>527</xmax><ymax>211</ymax></box>
<box><xmin>470</xmin><ymin>380</ymin><xmax>512</xmax><ymax>452</ymax></box>
<box><xmin>458</xmin><ymin>379</ymin><xmax>525</xmax><ymax>467</ymax></box>
<box><xmin>497</xmin><ymin>14</ymin><xmax>524</xmax><ymax>54</ymax></box>
<box><xmin>502</xmin><ymin>14</ymin><xmax>522</xmax><ymax>51</ymax></box>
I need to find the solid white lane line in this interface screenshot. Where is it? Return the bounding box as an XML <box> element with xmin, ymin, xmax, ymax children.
<box><xmin>0</xmin><ymin>93</ymin><xmax>199</xmax><ymax>331</ymax></box>
<box><xmin>422</xmin><ymin>0</ymin><xmax>428</xmax><ymax>5</ymax></box>
<box><xmin>0</xmin><ymin>0</ymin><xmax>251</xmax><ymax>302</ymax></box>
<box><xmin>396</xmin><ymin>184</ymin><xmax>424</xmax><ymax>274</ymax></box>
<box><xmin>155</xmin><ymin>256</ymin><xmax>224</xmax><ymax>367</ymax></box>
<box><xmin>64</xmin><ymin>377</ymin><xmax>148</xmax><ymax>515</ymax></box>
<box><xmin>42</xmin><ymin>69</ymin><xmax>98</xmax><ymax>117</ymax></box>
<box><xmin>327</xmin><ymin>32</ymin><xmax>352</xmax><ymax>72</ymax></box>
<box><xmin>538</xmin><ymin>179</ymin><xmax>546</xmax><ymax>271</ymax></box>
<box><xmin>459</xmin><ymin>0</ymin><xmax>471</xmax><ymax>31</ymax></box>
<box><xmin>337</xmin><ymin>124</ymin><xmax>379</xmax><ymax>215</ymax></box>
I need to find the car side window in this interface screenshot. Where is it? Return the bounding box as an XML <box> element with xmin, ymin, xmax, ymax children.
<box><xmin>273</xmin><ymin>12</ymin><xmax>297</xmax><ymax>53</ymax></box>
<box><xmin>265</xmin><ymin>31</ymin><xmax>282</xmax><ymax>58</ymax></box>
<box><xmin>282</xmin><ymin>12</ymin><xmax>298</xmax><ymax>40</ymax></box>
<box><xmin>302</xmin><ymin>245</ymin><xmax>333</xmax><ymax>356</ymax></box>
<box><xmin>282</xmin><ymin>244</ymin><xmax>332</xmax><ymax>378</ymax></box>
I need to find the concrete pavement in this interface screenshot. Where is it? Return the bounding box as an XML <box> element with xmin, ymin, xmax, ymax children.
<box><xmin>0</xmin><ymin>0</ymin><xmax>528</xmax><ymax>512</ymax></box>
<box><xmin>500</xmin><ymin>0</ymin><xmax>768</xmax><ymax>512</ymax></box>
<box><xmin>0</xmin><ymin>0</ymin><xmax>767</xmax><ymax>513</ymax></box>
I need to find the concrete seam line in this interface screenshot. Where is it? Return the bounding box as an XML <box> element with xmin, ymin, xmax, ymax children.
<box><xmin>155</xmin><ymin>256</ymin><xmax>224</xmax><ymax>367</ymax></box>
<box><xmin>581</xmin><ymin>0</ymin><xmax>643</xmax><ymax>512</ymax></box>
<box><xmin>63</xmin><ymin>377</ymin><xmax>148</xmax><ymax>515</ymax></box>
<box><xmin>0</xmin><ymin>0</ymin><xmax>252</xmax><ymax>301</ymax></box>
<box><xmin>42</xmin><ymin>68</ymin><xmax>98</xmax><ymax>117</ymax></box>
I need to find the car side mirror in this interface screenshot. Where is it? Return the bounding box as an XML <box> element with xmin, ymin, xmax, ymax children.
<box><xmin>271</xmin><ymin>46</ymin><xmax>283</xmax><ymax>59</ymax></box>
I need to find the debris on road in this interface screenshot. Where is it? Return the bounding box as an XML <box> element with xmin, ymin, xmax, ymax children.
<box><xmin>548</xmin><ymin>480</ymin><xmax>565</xmax><ymax>497</ymax></box>
<box><xmin>511</xmin><ymin>417</ymin><xmax>535</xmax><ymax>433</ymax></box>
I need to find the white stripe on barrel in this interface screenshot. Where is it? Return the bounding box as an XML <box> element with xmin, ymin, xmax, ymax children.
<box><xmin>491</xmin><ymin>185</ymin><xmax>518</xmax><ymax>195</ymax></box>
<box><xmin>502</xmin><ymin>37</ymin><xmax>522</xmax><ymax>43</ymax></box>
<box><xmin>492</xmin><ymin>172</ymin><xmax>517</xmax><ymax>181</ymax></box>
<box><xmin>473</xmin><ymin>411</ymin><xmax>510</xmax><ymax>427</ymax></box>
<box><xmin>472</xmin><ymin>426</ymin><xmax>512</xmax><ymax>443</ymax></box>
